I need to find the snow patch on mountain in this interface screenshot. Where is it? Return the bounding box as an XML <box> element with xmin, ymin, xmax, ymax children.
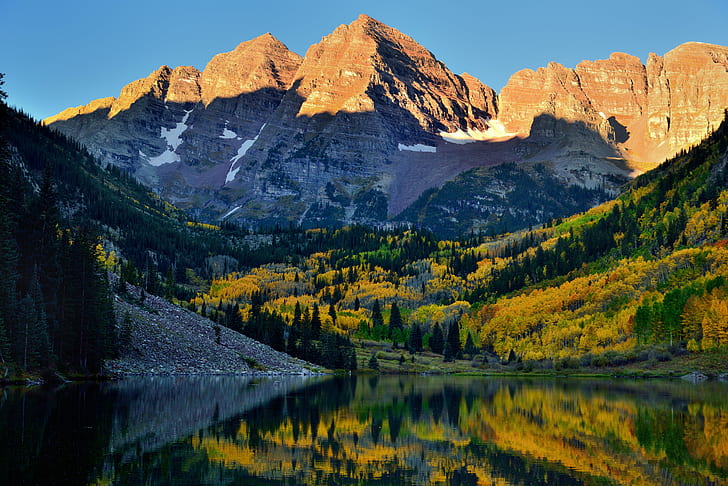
<box><xmin>147</xmin><ymin>149</ymin><xmax>180</xmax><ymax>166</ymax></box>
<box><xmin>398</xmin><ymin>143</ymin><xmax>436</xmax><ymax>153</ymax></box>
<box><xmin>161</xmin><ymin>109</ymin><xmax>192</xmax><ymax>151</ymax></box>
<box><xmin>223</xmin><ymin>205</ymin><xmax>241</xmax><ymax>219</ymax></box>
<box><xmin>225</xmin><ymin>124</ymin><xmax>266</xmax><ymax>184</ymax></box>
<box><xmin>143</xmin><ymin>109</ymin><xmax>193</xmax><ymax>166</ymax></box>
<box><xmin>220</xmin><ymin>121</ymin><xmax>241</xmax><ymax>139</ymax></box>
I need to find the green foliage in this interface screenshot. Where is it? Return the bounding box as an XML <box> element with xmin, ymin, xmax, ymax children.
<box><xmin>388</xmin><ymin>302</ymin><xmax>403</xmax><ymax>337</ymax></box>
<box><xmin>430</xmin><ymin>323</ymin><xmax>444</xmax><ymax>355</ymax></box>
<box><xmin>463</xmin><ymin>333</ymin><xmax>477</xmax><ymax>356</ymax></box>
<box><xmin>444</xmin><ymin>320</ymin><xmax>462</xmax><ymax>362</ymax></box>
<box><xmin>368</xmin><ymin>353</ymin><xmax>379</xmax><ymax>371</ymax></box>
<box><xmin>407</xmin><ymin>323</ymin><xmax>423</xmax><ymax>353</ymax></box>
<box><xmin>371</xmin><ymin>299</ymin><xmax>384</xmax><ymax>327</ymax></box>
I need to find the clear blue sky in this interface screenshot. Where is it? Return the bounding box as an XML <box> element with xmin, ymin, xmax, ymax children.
<box><xmin>3</xmin><ymin>0</ymin><xmax>727</xmax><ymax>121</ymax></box>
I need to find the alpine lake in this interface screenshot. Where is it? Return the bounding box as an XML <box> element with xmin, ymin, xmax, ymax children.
<box><xmin>2</xmin><ymin>374</ymin><xmax>727</xmax><ymax>485</ymax></box>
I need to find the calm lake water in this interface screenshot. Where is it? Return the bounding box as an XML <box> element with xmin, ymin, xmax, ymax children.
<box><xmin>1</xmin><ymin>375</ymin><xmax>727</xmax><ymax>485</ymax></box>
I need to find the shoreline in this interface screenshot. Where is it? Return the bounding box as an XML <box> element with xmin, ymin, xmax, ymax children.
<box><xmin>4</xmin><ymin>367</ymin><xmax>726</xmax><ymax>387</ymax></box>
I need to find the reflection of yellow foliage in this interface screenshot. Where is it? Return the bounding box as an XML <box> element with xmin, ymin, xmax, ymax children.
<box><xmin>685</xmin><ymin>404</ymin><xmax>728</xmax><ymax>470</ymax></box>
<box><xmin>183</xmin><ymin>378</ymin><xmax>728</xmax><ymax>486</ymax></box>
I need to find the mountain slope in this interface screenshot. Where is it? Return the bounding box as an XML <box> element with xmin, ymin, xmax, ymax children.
<box><xmin>1</xmin><ymin>102</ymin><xmax>332</xmax><ymax>375</ymax></box>
<box><xmin>187</xmin><ymin>113</ymin><xmax>728</xmax><ymax>369</ymax></box>
<box><xmin>461</xmin><ymin>111</ymin><xmax>728</xmax><ymax>360</ymax></box>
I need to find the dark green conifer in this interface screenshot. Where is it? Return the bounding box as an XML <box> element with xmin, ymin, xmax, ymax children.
<box><xmin>444</xmin><ymin>320</ymin><xmax>462</xmax><ymax>362</ymax></box>
<box><xmin>408</xmin><ymin>323</ymin><xmax>423</xmax><ymax>353</ymax></box>
<box><xmin>371</xmin><ymin>299</ymin><xmax>384</xmax><ymax>327</ymax></box>
<box><xmin>368</xmin><ymin>353</ymin><xmax>379</xmax><ymax>371</ymax></box>
<box><xmin>310</xmin><ymin>303</ymin><xmax>321</xmax><ymax>339</ymax></box>
<box><xmin>430</xmin><ymin>323</ymin><xmax>444</xmax><ymax>355</ymax></box>
<box><xmin>388</xmin><ymin>302</ymin><xmax>403</xmax><ymax>338</ymax></box>
<box><xmin>464</xmin><ymin>333</ymin><xmax>477</xmax><ymax>356</ymax></box>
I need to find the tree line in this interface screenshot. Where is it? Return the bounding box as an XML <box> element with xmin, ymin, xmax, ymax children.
<box><xmin>0</xmin><ymin>77</ymin><xmax>116</xmax><ymax>373</ymax></box>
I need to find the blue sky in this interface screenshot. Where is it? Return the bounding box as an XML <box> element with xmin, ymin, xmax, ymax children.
<box><xmin>3</xmin><ymin>0</ymin><xmax>727</xmax><ymax>120</ymax></box>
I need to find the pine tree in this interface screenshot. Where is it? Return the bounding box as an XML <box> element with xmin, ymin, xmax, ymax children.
<box><xmin>288</xmin><ymin>302</ymin><xmax>302</xmax><ymax>356</ymax></box>
<box><xmin>144</xmin><ymin>258</ymin><xmax>159</xmax><ymax>295</ymax></box>
<box><xmin>463</xmin><ymin>333</ymin><xmax>477</xmax><ymax>356</ymax></box>
<box><xmin>408</xmin><ymin>323</ymin><xmax>423</xmax><ymax>353</ymax></box>
<box><xmin>321</xmin><ymin>331</ymin><xmax>338</xmax><ymax>369</ymax></box>
<box><xmin>15</xmin><ymin>266</ymin><xmax>52</xmax><ymax>369</ymax></box>
<box><xmin>388</xmin><ymin>302</ymin><xmax>403</xmax><ymax>337</ymax></box>
<box><xmin>164</xmin><ymin>267</ymin><xmax>175</xmax><ymax>299</ymax></box>
<box><xmin>33</xmin><ymin>164</ymin><xmax>61</xmax><ymax>330</ymax></box>
<box><xmin>310</xmin><ymin>303</ymin><xmax>322</xmax><ymax>340</ymax></box>
<box><xmin>371</xmin><ymin>299</ymin><xmax>384</xmax><ymax>327</ymax></box>
<box><xmin>430</xmin><ymin>323</ymin><xmax>444</xmax><ymax>355</ymax></box>
<box><xmin>444</xmin><ymin>320</ymin><xmax>462</xmax><ymax>362</ymax></box>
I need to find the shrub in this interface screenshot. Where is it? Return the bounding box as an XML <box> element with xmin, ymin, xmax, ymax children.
<box><xmin>687</xmin><ymin>338</ymin><xmax>701</xmax><ymax>352</ymax></box>
<box><xmin>578</xmin><ymin>353</ymin><xmax>594</xmax><ymax>367</ymax></box>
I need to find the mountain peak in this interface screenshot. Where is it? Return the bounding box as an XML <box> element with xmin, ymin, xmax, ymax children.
<box><xmin>199</xmin><ymin>34</ymin><xmax>302</xmax><ymax>106</ymax></box>
<box><xmin>43</xmin><ymin>18</ymin><xmax>728</xmax><ymax>233</ymax></box>
<box><xmin>234</xmin><ymin>32</ymin><xmax>290</xmax><ymax>52</ymax></box>
<box><xmin>349</xmin><ymin>13</ymin><xmax>389</xmax><ymax>31</ymax></box>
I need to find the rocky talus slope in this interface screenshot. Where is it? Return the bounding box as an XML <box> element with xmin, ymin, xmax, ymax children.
<box><xmin>105</xmin><ymin>280</ymin><xmax>317</xmax><ymax>375</ymax></box>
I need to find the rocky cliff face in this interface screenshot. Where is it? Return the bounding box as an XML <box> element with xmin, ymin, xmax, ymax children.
<box><xmin>45</xmin><ymin>16</ymin><xmax>728</xmax><ymax>234</ymax></box>
<box><xmin>47</xmin><ymin>34</ymin><xmax>303</xmax><ymax>210</ymax></box>
<box><xmin>498</xmin><ymin>42</ymin><xmax>728</xmax><ymax>164</ymax></box>
<box><xmin>226</xmin><ymin>14</ymin><xmax>501</xmax><ymax>226</ymax></box>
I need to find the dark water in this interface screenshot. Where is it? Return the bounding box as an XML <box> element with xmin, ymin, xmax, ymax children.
<box><xmin>1</xmin><ymin>375</ymin><xmax>727</xmax><ymax>486</ymax></box>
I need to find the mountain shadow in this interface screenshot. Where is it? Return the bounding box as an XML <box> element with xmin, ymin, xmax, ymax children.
<box><xmin>47</xmin><ymin>86</ymin><xmax>631</xmax><ymax>237</ymax></box>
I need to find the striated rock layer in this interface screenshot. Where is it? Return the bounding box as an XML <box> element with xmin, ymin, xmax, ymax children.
<box><xmin>45</xmin><ymin>15</ymin><xmax>728</xmax><ymax>233</ymax></box>
<box><xmin>499</xmin><ymin>42</ymin><xmax>728</xmax><ymax>164</ymax></box>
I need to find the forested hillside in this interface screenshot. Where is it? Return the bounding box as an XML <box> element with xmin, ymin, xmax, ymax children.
<box><xmin>0</xmin><ymin>78</ymin><xmax>282</xmax><ymax>374</ymax></box>
<box><xmin>0</xmin><ymin>78</ymin><xmax>116</xmax><ymax>373</ymax></box>
<box><xmin>3</xmin><ymin>64</ymin><xmax>727</xmax><ymax>374</ymax></box>
<box><xmin>191</xmin><ymin>112</ymin><xmax>728</xmax><ymax>369</ymax></box>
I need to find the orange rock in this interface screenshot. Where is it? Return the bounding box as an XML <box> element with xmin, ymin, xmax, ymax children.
<box><xmin>498</xmin><ymin>42</ymin><xmax>728</xmax><ymax>164</ymax></box>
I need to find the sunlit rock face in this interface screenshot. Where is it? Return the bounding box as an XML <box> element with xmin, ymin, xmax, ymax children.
<box><xmin>233</xmin><ymin>14</ymin><xmax>500</xmax><ymax>227</ymax></box>
<box><xmin>499</xmin><ymin>42</ymin><xmax>728</xmax><ymax>164</ymax></box>
<box><xmin>45</xmin><ymin>14</ymin><xmax>728</xmax><ymax>232</ymax></box>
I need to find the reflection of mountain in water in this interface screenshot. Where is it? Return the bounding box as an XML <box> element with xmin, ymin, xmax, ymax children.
<box><xmin>108</xmin><ymin>375</ymin><xmax>318</xmax><ymax>462</ymax></box>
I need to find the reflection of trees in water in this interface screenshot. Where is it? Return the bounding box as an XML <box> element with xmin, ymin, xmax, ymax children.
<box><xmin>3</xmin><ymin>376</ymin><xmax>727</xmax><ymax>486</ymax></box>
<box><xmin>194</xmin><ymin>377</ymin><xmax>728</xmax><ymax>486</ymax></box>
<box><xmin>0</xmin><ymin>384</ymin><xmax>117</xmax><ymax>486</ymax></box>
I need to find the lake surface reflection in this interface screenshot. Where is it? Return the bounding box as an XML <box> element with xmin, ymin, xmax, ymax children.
<box><xmin>2</xmin><ymin>375</ymin><xmax>727</xmax><ymax>485</ymax></box>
